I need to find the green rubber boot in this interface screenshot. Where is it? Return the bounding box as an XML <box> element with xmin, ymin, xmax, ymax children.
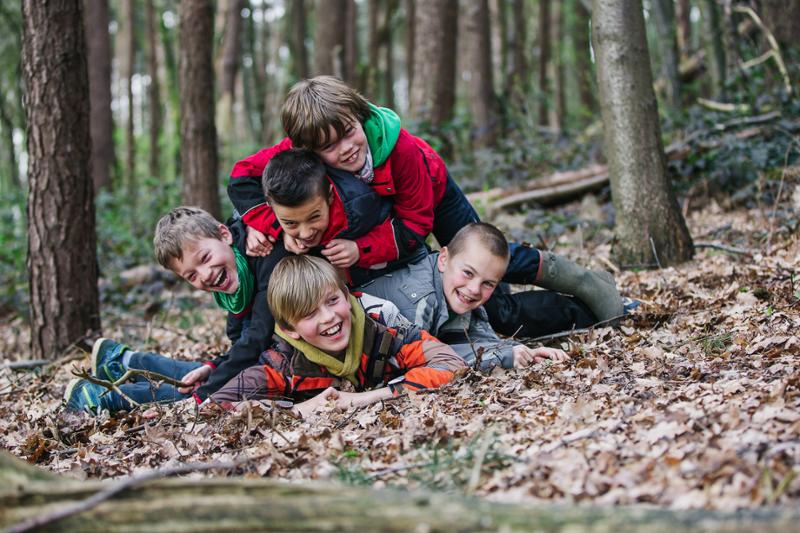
<box><xmin>536</xmin><ymin>251</ymin><xmax>624</xmax><ymax>326</ymax></box>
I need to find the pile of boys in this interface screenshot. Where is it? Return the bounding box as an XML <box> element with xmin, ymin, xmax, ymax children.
<box><xmin>65</xmin><ymin>77</ymin><xmax>625</xmax><ymax>418</ymax></box>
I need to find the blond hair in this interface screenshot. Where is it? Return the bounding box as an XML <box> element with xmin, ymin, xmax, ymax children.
<box><xmin>281</xmin><ymin>76</ymin><xmax>372</xmax><ymax>150</ymax></box>
<box><xmin>268</xmin><ymin>255</ymin><xmax>348</xmax><ymax>329</ymax></box>
<box><xmin>153</xmin><ymin>206</ymin><xmax>223</xmax><ymax>269</ymax></box>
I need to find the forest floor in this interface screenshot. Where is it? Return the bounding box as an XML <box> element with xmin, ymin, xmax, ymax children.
<box><xmin>1</xmin><ymin>182</ymin><xmax>798</xmax><ymax>512</ymax></box>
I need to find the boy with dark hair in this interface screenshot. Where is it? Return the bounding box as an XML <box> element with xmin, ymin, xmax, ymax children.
<box><xmin>360</xmin><ymin>223</ymin><xmax>590</xmax><ymax>369</ymax></box>
<box><xmin>228</xmin><ymin>75</ymin><xmax>623</xmax><ymax>337</ymax></box>
<box><xmin>63</xmin><ymin>206</ymin><xmax>291</xmax><ymax>413</ymax></box>
<box><xmin>210</xmin><ymin>255</ymin><xmax>466</xmax><ymax>417</ymax></box>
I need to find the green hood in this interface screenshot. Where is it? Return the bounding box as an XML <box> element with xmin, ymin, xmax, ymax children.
<box><xmin>363</xmin><ymin>103</ymin><xmax>401</xmax><ymax>167</ymax></box>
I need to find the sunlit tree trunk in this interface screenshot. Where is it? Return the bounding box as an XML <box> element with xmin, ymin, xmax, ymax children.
<box><xmin>217</xmin><ymin>0</ymin><xmax>244</xmax><ymax>140</ymax></box>
<box><xmin>288</xmin><ymin>0</ymin><xmax>309</xmax><ymax>81</ymax></box>
<box><xmin>83</xmin><ymin>0</ymin><xmax>114</xmax><ymax>192</ymax></box>
<box><xmin>409</xmin><ymin>0</ymin><xmax>457</xmax><ymax>128</ymax></box>
<box><xmin>463</xmin><ymin>0</ymin><xmax>497</xmax><ymax>147</ymax></box>
<box><xmin>650</xmin><ymin>0</ymin><xmax>681</xmax><ymax>109</ymax></box>
<box><xmin>573</xmin><ymin>0</ymin><xmax>595</xmax><ymax>118</ymax></box>
<box><xmin>592</xmin><ymin>0</ymin><xmax>694</xmax><ymax>267</ymax></box>
<box><xmin>22</xmin><ymin>0</ymin><xmax>101</xmax><ymax>358</ymax></box>
<box><xmin>700</xmin><ymin>0</ymin><xmax>726</xmax><ymax>98</ymax></box>
<box><xmin>146</xmin><ymin>0</ymin><xmax>162</xmax><ymax>182</ymax></box>
<box><xmin>676</xmin><ymin>0</ymin><xmax>692</xmax><ymax>57</ymax></box>
<box><xmin>179</xmin><ymin>0</ymin><xmax>221</xmax><ymax>219</ymax></box>
<box><xmin>537</xmin><ymin>0</ymin><xmax>550</xmax><ymax>126</ymax></box>
<box><xmin>314</xmin><ymin>0</ymin><xmax>347</xmax><ymax>78</ymax></box>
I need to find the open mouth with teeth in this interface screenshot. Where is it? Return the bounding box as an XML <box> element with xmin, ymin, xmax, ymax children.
<box><xmin>211</xmin><ymin>268</ymin><xmax>235</xmax><ymax>293</ymax></box>
<box><xmin>321</xmin><ymin>322</ymin><xmax>343</xmax><ymax>337</ymax></box>
<box><xmin>455</xmin><ymin>290</ymin><xmax>479</xmax><ymax>308</ymax></box>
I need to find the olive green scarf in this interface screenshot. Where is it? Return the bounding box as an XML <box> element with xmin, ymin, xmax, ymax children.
<box><xmin>275</xmin><ymin>294</ymin><xmax>366</xmax><ymax>385</ymax></box>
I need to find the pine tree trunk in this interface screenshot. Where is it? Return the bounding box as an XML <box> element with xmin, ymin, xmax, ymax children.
<box><xmin>146</xmin><ymin>0</ymin><xmax>162</xmax><ymax>182</ymax></box>
<box><xmin>506</xmin><ymin>0</ymin><xmax>527</xmax><ymax>104</ymax></box>
<box><xmin>82</xmin><ymin>0</ymin><xmax>114</xmax><ymax>192</ymax></box>
<box><xmin>675</xmin><ymin>0</ymin><xmax>692</xmax><ymax>58</ymax></box>
<box><xmin>289</xmin><ymin>0</ymin><xmax>309</xmax><ymax>80</ymax></box>
<box><xmin>217</xmin><ymin>0</ymin><xmax>245</xmax><ymax>140</ymax></box>
<box><xmin>121</xmin><ymin>0</ymin><xmax>136</xmax><ymax>200</ymax></box>
<box><xmin>22</xmin><ymin>0</ymin><xmax>101</xmax><ymax>359</ymax></box>
<box><xmin>573</xmin><ymin>0</ymin><xmax>595</xmax><ymax>118</ymax></box>
<box><xmin>408</xmin><ymin>0</ymin><xmax>457</xmax><ymax>128</ymax></box>
<box><xmin>314</xmin><ymin>0</ymin><xmax>347</xmax><ymax>78</ymax></box>
<box><xmin>463</xmin><ymin>0</ymin><xmax>497</xmax><ymax>147</ymax></box>
<box><xmin>700</xmin><ymin>0</ymin><xmax>726</xmax><ymax>98</ymax></box>
<box><xmin>179</xmin><ymin>0</ymin><xmax>221</xmax><ymax>220</ymax></box>
<box><xmin>592</xmin><ymin>0</ymin><xmax>694</xmax><ymax>267</ymax></box>
<box><xmin>537</xmin><ymin>0</ymin><xmax>551</xmax><ymax>127</ymax></box>
<box><xmin>650</xmin><ymin>0</ymin><xmax>681</xmax><ymax>109</ymax></box>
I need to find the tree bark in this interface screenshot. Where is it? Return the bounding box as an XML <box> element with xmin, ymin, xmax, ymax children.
<box><xmin>159</xmin><ymin>0</ymin><xmax>182</xmax><ymax>178</ymax></box>
<box><xmin>289</xmin><ymin>0</ymin><xmax>309</xmax><ymax>80</ymax></box>
<box><xmin>573</xmin><ymin>0</ymin><xmax>595</xmax><ymax>118</ymax></box>
<box><xmin>382</xmin><ymin>0</ymin><xmax>397</xmax><ymax>108</ymax></box>
<box><xmin>262</xmin><ymin>3</ymin><xmax>286</xmax><ymax>144</ymax></box>
<box><xmin>760</xmin><ymin>0</ymin><xmax>800</xmax><ymax>49</ymax></box>
<box><xmin>404</xmin><ymin>0</ymin><xmax>415</xmax><ymax>99</ymax></box>
<box><xmin>551</xmin><ymin>0</ymin><xmax>566</xmax><ymax>131</ymax></box>
<box><xmin>463</xmin><ymin>0</ymin><xmax>497</xmax><ymax>147</ymax></box>
<box><xmin>120</xmin><ymin>0</ymin><xmax>136</xmax><ymax>199</ymax></box>
<box><xmin>700</xmin><ymin>0</ymin><xmax>726</xmax><ymax>98</ymax></box>
<box><xmin>82</xmin><ymin>0</ymin><xmax>114</xmax><ymax>192</ymax></box>
<box><xmin>22</xmin><ymin>0</ymin><xmax>101</xmax><ymax>359</ymax></box>
<box><xmin>314</xmin><ymin>0</ymin><xmax>347</xmax><ymax>78</ymax></box>
<box><xmin>537</xmin><ymin>0</ymin><xmax>551</xmax><ymax>127</ymax></box>
<box><xmin>366</xmin><ymin>0</ymin><xmax>381</xmax><ymax>98</ymax></box>
<box><xmin>506</xmin><ymin>0</ymin><xmax>527</xmax><ymax>105</ymax></box>
<box><xmin>217</xmin><ymin>0</ymin><xmax>245</xmax><ymax>140</ymax></box>
<box><xmin>146</xmin><ymin>0</ymin><xmax>162</xmax><ymax>183</ymax></box>
<box><xmin>675</xmin><ymin>0</ymin><xmax>692</xmax><ymax>57</ymax></box>
<box><xmin>650</xmin><ymin>0</ymin><xmax>681</xmax><ymax>109</ymax></box>
<box><xmin>592</xmin><ymin>0</ymin><xmax>694</xmax><ymax>267</ymax></box>
<box><xmin>3</xmin><ymin>452</ymin><xmax>800</xmax><ymax>532</ymax></box>
<box><xmin>408</xmin><ymin>0</ymin><xmax>457</xmax><ymax>128</ymax></box>
<box><xmin>344</xmin><ymin>0</ymin><xmax>359</xmax><ymax>87</ymax></box>
<box><xmin>179</xmin><ymin>0</ymin><xmax>221</xmax><ymax>219</ymax></box>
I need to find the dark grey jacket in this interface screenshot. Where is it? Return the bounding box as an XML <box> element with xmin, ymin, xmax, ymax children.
<box><xmin>357</xmin><ymin>253</ymin><xmax>516</xmax><ymax>369</ymax></box>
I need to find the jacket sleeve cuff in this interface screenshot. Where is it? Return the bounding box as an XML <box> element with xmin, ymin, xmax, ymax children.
<box><xmin>203</xmin><ymin>361</ymin><xmax>217</xmax><ymax>370</ymax></box>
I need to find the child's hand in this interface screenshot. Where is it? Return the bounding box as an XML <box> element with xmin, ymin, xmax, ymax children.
<box><xmin>283</xmin><ymin>232</ymin><xmax>310</xmax><ymax>255</ymax></box>
<box><xmin>245</xmin><ymin>226</ymin><xmax>275</xmax><ymax>257</ymax></box>
<box><xmin>512</xmin><ymin>345</ymin><xmax>570</xmax><ymax>368</ymax></box>
<box><xmin>178</xmin><ymin>365</ymin><xmax>212</xmax><ymax>393</ymax></box>
<box><xmin>291</xmin><ymin>387</ymin><xmax>340</xmax><ymax>418</ymax></box>
<box><xmin>322</xmin><ymin>239</ymin><xmax>360</xmax><ymax>267</ymax></box>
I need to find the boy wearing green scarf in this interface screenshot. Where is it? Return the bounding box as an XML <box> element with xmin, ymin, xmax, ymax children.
<box><xmin>207</xmin><ymin>255</ymin><xmax>466</xmax><ymax>418</ymax></box>
<box><xmin>64</xmin><ymin>206</ymin><xmax>291</xmax><ymax>414</ymax></box>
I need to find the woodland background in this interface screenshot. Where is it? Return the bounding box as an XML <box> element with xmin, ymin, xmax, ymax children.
<box><xmin>1</xmin><ymin>0</ymin><xmax>800</xmax><ymax>528</ymax></box>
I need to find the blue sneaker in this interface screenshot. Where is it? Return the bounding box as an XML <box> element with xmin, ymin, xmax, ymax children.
<box><xmin>63</xmin><ymin>378</ymin><xmax>107</xmax><ymax>414</ymax></box>
<box><xmin>91</xmin><ymin>338</ymin><xmax>129</xmax><ymax>382</ymax></box>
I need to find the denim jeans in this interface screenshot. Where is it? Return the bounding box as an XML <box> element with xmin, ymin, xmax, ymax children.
<box><xmin>101</xmin><ymin>351</ymin><xmax>203</xmax><ymax>412</ymax></box>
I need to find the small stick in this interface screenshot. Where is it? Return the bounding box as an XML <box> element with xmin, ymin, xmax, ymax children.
<box><xmin>693</xmin><ymin>242</ymin><xmax>754</xmax><ymax>256</ymax></box>
<box><xmin>649</xmin><ymin>237</ymin><xmax>663</xmax><ymax>270</ymax></box>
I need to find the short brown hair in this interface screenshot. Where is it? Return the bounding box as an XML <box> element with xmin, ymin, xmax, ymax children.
<box><xmin>153</xmin><ymin>206</ymin><xmax>223</xmax><ymax>269</ymax></box>
<box><xmin>281</xmin><ymin>76</ymin><xmax>372</xmax><ymax>151</ymax></box>
<box><xmin>262</xmin><ymin>149</ymin><xmax>329</xmax><ymax>207</ymax></box>
<box><xmin>447</xmin><ymin>223</ymin><xmax>510</xmax><ymax>262</ymax></box>
<box><xmin>268</xmin><ymin>255</ymin><xmax>348</xmax><ymax>330</ymax></box>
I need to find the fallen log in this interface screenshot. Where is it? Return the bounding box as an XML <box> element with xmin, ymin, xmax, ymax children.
<box><xmin>1</xmin><ymin>452</ymin><xmax>799</xmax><ymax>532</ymax></box>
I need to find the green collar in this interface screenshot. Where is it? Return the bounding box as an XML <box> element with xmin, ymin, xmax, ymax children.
<box><xmin>212</xmin><ymin>247</ymin><xmax>255</xmax><ymax>314</ymax></box>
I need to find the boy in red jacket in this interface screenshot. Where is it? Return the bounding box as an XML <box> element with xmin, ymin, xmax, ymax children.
<box><xmin>229</xmin><ymin>76</ymin><xmax>623</xmax><ymax>337</ymax></box>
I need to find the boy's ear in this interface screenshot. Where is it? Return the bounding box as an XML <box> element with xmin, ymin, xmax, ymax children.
<box><xmin>437</xmin><ymin>247</ymin><xmax>449</xmax><ymax>273</ymax></box>
<box><xmin>283</xmin><ymin>327</ymin><xmax>302</xmax><ymax>340</ymax></box>
<box><xmin>218</xmin><ymin>224</ymin><xmax>233</xmax><ymax>245</ymax></box>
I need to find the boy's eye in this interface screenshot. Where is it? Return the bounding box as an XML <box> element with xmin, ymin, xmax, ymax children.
<box><xmin>463</xmin><ymin>270</ymin><xmax>473</xmax><ymax>279</ymax></box>
<box><xmin>483</xmin><ymin>281</ymin><xmax>496</xmax><ymax>289</ymax></box>
<box><xmin>328</xmin><ymin>295</ymin><xmax>339</xmax><ymax>305</ymax></box>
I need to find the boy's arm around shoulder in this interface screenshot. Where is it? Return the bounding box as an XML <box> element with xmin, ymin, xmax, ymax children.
<box><xmin>227</xmin><ymin>137</ymin><xmax>293</xmax><ymax>238</ymax></box>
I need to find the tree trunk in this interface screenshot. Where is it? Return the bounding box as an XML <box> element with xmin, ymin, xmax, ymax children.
<box><xmin>551</xmin><ymin>0</ymin><xmax>566</xmax><ymax>131</ymax></box>
<box><xmin>366</xmin><ymin>0</ymin><xmax>381</xmax><ymax>98</ymax></box>
<box><xmin>463</xmin><ymin>0</ymin><xmax>497</xmax><ymax>147</ymax></box>
<box><xmin>573</xmin><ymin>0</ymin><xmax>595</xmax><ymax>118</ymax></box>
<box><xmin>675</xmin><ymin>0</ymin><xmax>692</xmax><ymax>57</ymax></box>
<box><xmin>146</xmin><ymin>0</ymin><xmax>162</xmax><ymax>182</ymax></box>
<box><xmin>650</xmin><ymin>0</ymin><xmax>681</xmax><ymax>109</ymax></box>
<box><xmin>159</xmin><ymin>0</ymin><xmax>182</xmax><ymax>178</ymax></box>
<box><xmin>760</xmin><ymin>0</ymin><xmax>800</xmax><ymax>49</ymax></box>
<box><xmin>592</xmin><ymin>0</ymin><xmax>694</xmax><ymax>267</ymax></box>
<box><xmin>22</xmin><ymin>0</ymin><xmax>101</xmax><ymax>359</ymax></box>
<box><xmin>288</xmin><ymin>0</ymin><xmax>309</xmax><ymax>80</ymax></box>
<box><xmin>382</xmin><ymin>0</ymin><xmax>397</xmax><ymax>108</ymax></box>
<box><xmin>408</xmin><ymin>0</ymin><xmax>457</xmax><ymax>128</ymax></box>
<box><xmin>120</xmin><ymin>0</ymin><xmax>136</xmax><ymax>199</ymax></box>
<box><xmin>82</xmin><ymin>0</ymin><xmax>114</xmax><ymax>192</ymax></box>
<box><xmin>217</xmin><ymin>0</ymin><xmax>245</xmax><ymax>140</ymax></box>
<box><xmin>3</xmin><ymin>453</ymin><xmax>800</xmax><ymax>532</ymax></box>
<box><xmin>489</xmin><ymin>0</ymin><xmax>507</xmax><ymax>97</ymax></box>
<box><xmin>404</xmin><ymin>0</ymin><xmax>415</xmax><ymax>100</ymax></box>
<box><xmin>262</xmin><ymin>4</ymin><xmax>286</xmax><ymax>145</ymax></box>
<box><xmin>537</xmin><ymin>0</ymin><xmax>551</xmax><ymax>126</ymax></box>
<box><xmin>700</xmin><ymin>0</ymin><xmax>726</xmax><ymax>98</ymax></box>
<box><xmin>179</xmin><ymin>0</ymin><xmax>221</xmax><ymax>220</ymax></box>
<box><xmin>506</xmin><ymin>0</ymin><xmax>527</xmax><ymax>104</ymax></box>
<box><xmin>314</xmin><ymin>0</ymin><xmax>347</xmax><ymax>78</ymax></box>
<box><xmin>344</xmin><ymin>0</ymin><xmax>359</xmax><ymax>87</ymax></box>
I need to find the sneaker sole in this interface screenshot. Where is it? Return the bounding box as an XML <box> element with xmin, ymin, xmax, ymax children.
<box><xmin>90</xmin><ymin>337</ymin><xmax>112</xmax><ymax>377</ymax></box>
<box><xmin>63</xmin><ymin>378</ymin><xmax>81</xmax><ymax>405</ymax></box>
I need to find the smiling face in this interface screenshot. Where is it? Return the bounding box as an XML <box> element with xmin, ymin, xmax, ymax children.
<box><xmin>437</xmin><ymin>241</ymin><xmax>509</xmax><ymax>315</ymax></box>
<box><xmin>169</xmin><ymin>225</ymin><xmax>239</xmax><ymax>294</ymax></box>
<box><xmin>315</xmin><ymin>115</ymin><xmax>368</xmax><ymax>172</ymax></box>
<box><xmin>271</xmin><ymin>190</ymin><xmax>332</xmax><ymax>249</ymax></box>
<box><xmin>284</xmin><ymin>287</ymin><xmax>352</xmax><ymax>356</ymax></box>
